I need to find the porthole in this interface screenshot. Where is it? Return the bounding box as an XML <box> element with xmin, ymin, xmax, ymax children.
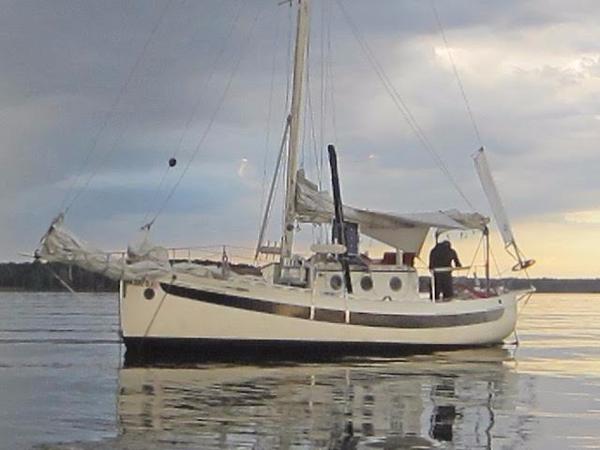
<box><xmin>360</xmin><ymin>276</ymin><xmax>373</xmax><ymax>291</ymax></box>
<box><xmin>330</xmin><ymin>275</ymin><xmax>343</xmax><ymax>291</ymax></box>
<box><xmin>389</xmin><ymin>277</ymin><xmax>402</xmax><ymax>292</ymax></box>
<box><xmin>144</xmin><ymin>287</ymin><xmax>155</xmax><ymax>300</ymax></box>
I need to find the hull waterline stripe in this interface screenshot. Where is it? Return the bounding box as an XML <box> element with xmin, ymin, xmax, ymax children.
<box><xmin>160</xmin><ymin>283</ymin><xmax>504</xmax><ymax>329</ymax></box>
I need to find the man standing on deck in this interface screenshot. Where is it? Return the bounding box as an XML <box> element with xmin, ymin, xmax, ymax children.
<box><xmin>429</xmin><ymin>240</ymin><xmax>461</xmax><ymax>301</ymax></box>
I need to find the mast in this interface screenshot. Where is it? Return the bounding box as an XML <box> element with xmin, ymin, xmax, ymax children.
<box><xmin>281</xmin><ymin>0</ymin><xmax>310</xmax><ymax>259</ymax></box>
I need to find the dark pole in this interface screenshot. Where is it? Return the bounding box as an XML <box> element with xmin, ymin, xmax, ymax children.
<box><xmin>328</xmin><ymin>144</ymin><xmax>353</xmax><ymax>294</ymax></box>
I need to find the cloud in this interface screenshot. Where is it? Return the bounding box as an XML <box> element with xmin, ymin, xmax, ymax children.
<box><xmin>1</xmin><ymin>0</ymin><xmax>600</xmax><ymax>276</ymax></box>
<box><xmin>564</xmin><ymin>209</ymin><xmax>600</xmax><ymax>225</ymax></box>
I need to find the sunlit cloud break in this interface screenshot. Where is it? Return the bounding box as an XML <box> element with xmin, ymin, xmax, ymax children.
<box><xmin>564</xmin><ymin>210</ymin><xmax>600</xmax><ymax>225</ymax></box>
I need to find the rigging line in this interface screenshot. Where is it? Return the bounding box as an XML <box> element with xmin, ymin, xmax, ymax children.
<box><xmin>256</xmin><ymin>117</ymin><xmax>290</xmax><ymax>259</ymax></box>
<box><xmin>62</xmin><ymin>0</ymin><xmax>174</xmax><ymax>214</ymax></box>
<box><xmin>303</xmin><ymin>31</ymin><xmax>322</xmax><ymax>184</ymax></box>
<box><xmin>300</xmin><ymin>29</ymin><xmax>313</xmax><ymax>172</ymax></box>
<box><xmin>141</xmin><ymin>0</ymin><xmax>245</xmax><ymax>227</ymax></box>
<box><xmin>145</xmin><ymin>3</ymin><xmax>266</xmax><ymax>228</ymax></box>
<box><xmin>430</xmin><ymin>0</ymin><xmax>483</xmax><ymax>147</ymax></box>
<box><xmin>326</xmin><ymin>0</ymin><xmax>338</xmax><ymax>145</ymax></box>
<box><xmin>318</xmin><ymin>0</ymin><xmax>326</xmax><ymax>186</ymax></box>
<box><xmin>300</xmin><ymin>35</ymin><xmax>309</xmax><ymax>170</ymax></box>
<box><xmin>306</xmin><ymin>71</ymin><xmax>322</xmax><ymax>187</ymax></box>
<box><xmin>468</xmin><ymin>232</ymin><xmax>485</xmax><ymax>276</ymax></box>
<box><xmin>259</xmin><ymin>5</ymin><xmax>282</xmax><ymax>231</ymax></box>
<box><xmin>489</xmin><ymin>245</ymin><xmax>502</xmax><ymax>278</ymax></box>
<box><xmin>338</xmin><ymin>0</ymin><xmax>470</xmax><ymax>208</ymax></box>
<box><xmin>302</xmin><ymin>22</ymin><xmax>322</xmax><ymax>187</ymax></box>
<box><xmin>284</xmin><ymin>2</ymin><xmax>294</xmax><ymax>112</ymax></box>
<box><xmin>168</xmin><ymin>0</ymin><xmax>245</xmax><ymax>165</ymax></box>
<box><xmin>335</xmin><ymin>0</ymin><xmax>475</xmax><ymax>211</ymax></box>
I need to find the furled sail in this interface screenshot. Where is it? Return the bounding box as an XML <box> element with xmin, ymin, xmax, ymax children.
<box><xmin>37</xmin><ymin>214</ymin><xmax>249</xmax><ymax>282</ymax></box>
<box><xmin>38</xmin><ymin>214</ymin><xmax>172</xmax><ymax>281</ymax></box>
<box><xmin>472</xmin><ymin>148</ymin><xmax>514</xmax><ymax>247</ymax></box>
<box><xmin>295</xmin><ymin>170</ymin><xmax>488</xmax><ymax>253</ymax></box>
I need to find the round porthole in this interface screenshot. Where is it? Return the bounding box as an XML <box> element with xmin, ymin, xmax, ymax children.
<box><xmin>143</xmin><ymin>288</ymin><xmax>155</xmax><ymax>300</ymax></box>
<box><xmin>330</xmin><ymin>275</ymin><xmax>343</xmax><ymax>291</ymax></box>
<box><xmin>389</xmin><ymin>277</ymin><xmax>402</xmax><ymax>292</ymax></box>
<box><xmin>360</xmin><ymin>276</ymin><xmax>373</xmax><ymax>291</ymax></box>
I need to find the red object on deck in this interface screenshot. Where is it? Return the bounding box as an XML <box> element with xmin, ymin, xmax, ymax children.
<box><xmin>382</xmin><ymin>252</ymin><xmax>397</xmax><ymax>265</ymax></box>
<box><xmin>402</xmin><ymin>252</ymin><xmax>416</xmax><ymax>267</ymax></box>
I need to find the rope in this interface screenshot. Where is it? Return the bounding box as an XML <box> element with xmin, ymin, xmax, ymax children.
<box><xmin>325</xmin><ymin>1</ymin><xmax>339</xmax><ymax>145</ymax></box>
<box><xmin>144</xmin><ymin>4</ymin><xmax>266</xmax><ymax>229</ymax></box>
<box><xmin>141</xmin><ymin>1</ymin><xmax>245</xmax><ymax>228</ymax></box>
<box><xmin>259</xmin><ymin>6</ymin><xmax>282</xmax><ymax>233</ymax></box>
<box><xmin>62</xmin><ymin>0</ymin><xmax>174</xmax><ymax>215</ymax></box>
<box><xmin>335</xmin><ymin>0</ymin><xmax>475</xmax><ymax>211</ymax></box>
<box><xmin>430</xmin><ymin>0</ymin><xmax>483</xmax><ymax>147</ymax></box>
<box><xmin>142</xmin><ymin>288</ymin><xmax>170</xmax><ymax>339</ymax></box>
<box><xmin>46</xmin><ymin>265</ymin><xmax>77</xmax><ymax>294</ymax></box>
<box><xmin>467</xmin><ymin>232</ymin><xmax>484</xmax><ymax>277</ymax></box>
<box><xmin>305</xmin><ymin>42</ymin><xmax>322</xmax><ymax>187</ymax></box>
<box><xmin>319</xmin><ymin>0</ymin><xmax>327</xmax><ymax>189</ymax></box>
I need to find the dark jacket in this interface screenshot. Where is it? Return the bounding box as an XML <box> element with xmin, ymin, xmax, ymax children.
<box><xmin>429</xmin><ymin>242</ymin><xmax>461</xmax><ymax>270</ymax></box>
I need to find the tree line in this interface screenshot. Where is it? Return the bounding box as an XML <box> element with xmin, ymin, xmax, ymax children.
<box><xmin>0</xmin><ymin>262</ymin><xmax>117</xmax><ymax>292</ymax></box>
<box><xmin>419</xmin><ymin>276</ymin><xmax>600</xmax><ymax>294</ymax></box>
<box><xmin>0</xmin><ymin>261</ymin><xmax>599</xmax><ymax>293</ymax></box>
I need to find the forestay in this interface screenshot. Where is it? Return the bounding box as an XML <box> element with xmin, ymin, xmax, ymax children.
<box><xmin>295</xmin><ymin>170</ymin><xmax>488</xmax><ymax>253</ymax></box>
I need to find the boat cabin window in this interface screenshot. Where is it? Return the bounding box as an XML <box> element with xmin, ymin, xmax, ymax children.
<box><xmin>389</xmin><ymin>277</ymin><xmax>402</xmax><ymax>291</ymax></box>
<box><xmin>330</xmin><ymin>275</ymin><xmax>343</xmax><ymax>291</ymax></box>
<box><xmin>360</xmin><ymin>276</ymin><xmax>373</xmax><ymax>291</ymax></box>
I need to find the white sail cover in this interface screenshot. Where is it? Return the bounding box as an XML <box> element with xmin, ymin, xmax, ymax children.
<box><xmin>473</xmin><ymin>148</ymin><xmax>515</xmax><ymax>247</ymax></box>
<box><xmin>295</xmin><ymin>171</ymin><xmax>488</xmax><ymax>253</ymax></box>
<box><xmin>37</xmin><ymin>214</ymin><xmax>242</xmax><ymax>282</ymax></box>
<box><xmin>37</xmin><ymin>214</ymin><xmax>172</xmax><ymax>281</ymax></box>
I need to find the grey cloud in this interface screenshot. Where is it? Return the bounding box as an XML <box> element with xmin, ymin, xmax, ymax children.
<box><xmin>2</xmin><ymin>0</ymin><xmax>600</xmax><ymax>261</ymax></box>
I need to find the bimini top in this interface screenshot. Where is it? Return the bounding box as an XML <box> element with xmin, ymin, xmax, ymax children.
<box><xmin>295</xmin><ymin>170</ymin><xmax>489</xmax><ymax>253</ymax></box>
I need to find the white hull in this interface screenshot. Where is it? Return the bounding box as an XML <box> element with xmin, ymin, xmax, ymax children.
<box><xmin>119</xmin><ymin>273</ymin><xmax>518</xmax><ymax>352</ymax></box>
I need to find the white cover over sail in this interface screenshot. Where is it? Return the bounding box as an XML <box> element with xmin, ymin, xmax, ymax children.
<box><xmin>38</xmin><ymin>214</ymin><xmax>172</xmax><ymax>281</ymax></box>
<box><xmin>473</xmin><ymin>148</ymin><xmax>515</xmax><ymax>247</ymax></box>
<box><xmin>37</xmin><ymin>215</ymin><xmax>245</xmax><ymax>282</ymax></box>
<box><xmin>295</xmin><ymin>171</ymin><xmax>488</xmax><ymax>253</ymax></box>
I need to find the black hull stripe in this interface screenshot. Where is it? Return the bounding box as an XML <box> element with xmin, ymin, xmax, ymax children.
<box><xmin>160</xmin><ymin>283</ymin><xmax>504</xmax><ymax>329</ymax></box>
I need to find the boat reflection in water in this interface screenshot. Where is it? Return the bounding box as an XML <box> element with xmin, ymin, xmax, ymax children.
<box><xmin>117</xmin><ymin>347</ymin><xmax>529</xmax><ymax>449</ymax></box>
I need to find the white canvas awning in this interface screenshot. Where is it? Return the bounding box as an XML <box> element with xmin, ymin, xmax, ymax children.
<box><xmin>295</xmin><ymin>171</ymin><xmax>488</xmax><ymax>253</ymax></box>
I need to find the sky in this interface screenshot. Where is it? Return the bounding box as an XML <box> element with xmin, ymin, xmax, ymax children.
<box><xmin>1</xmin><ymin>0</ymin><xmax>600</xmax><ymax>278</ymax></box>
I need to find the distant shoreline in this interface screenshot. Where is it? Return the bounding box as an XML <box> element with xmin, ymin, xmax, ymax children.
<box><xmin>0</xmin><ymin>262</ymin><xmax>117</xmax><ymax>292</ymax></box>
<box><xmin>1</xmin><ymin>262</ymin><xmax>599</xmax><ymax>294</ymax></box>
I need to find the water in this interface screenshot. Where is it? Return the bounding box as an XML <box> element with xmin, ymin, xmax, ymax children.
<box><xmin>1</xmin><ymin>292</ymin><xmax>600</xmax><ymax>449</ymax></box>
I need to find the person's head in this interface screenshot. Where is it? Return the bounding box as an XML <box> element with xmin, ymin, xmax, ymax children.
<box><xmin>442</xmin><ymin>240</ymin><xmax>451</xmax><ymax>249</ymax></box>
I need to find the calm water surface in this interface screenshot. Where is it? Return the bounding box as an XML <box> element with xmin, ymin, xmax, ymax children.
<box><xmin>1</xmin><ymin>292</ymin><xmax>600</xmax><ymax>449</ymax></box>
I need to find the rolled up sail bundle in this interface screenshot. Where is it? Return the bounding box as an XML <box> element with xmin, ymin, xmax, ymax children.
<box><xmin>473</xmin><ymin>148</ymin><xmax>535</xmax><ymax>271</ymax></box>
<box><xmin>37</xmin><ymin>214</ymin><xmax>172</xmax><ymax>281</ymax></box>
<box><xmin>37</xmin><ymin>214</ymin><xmax>258</xmax><ymax>283</ymax></box>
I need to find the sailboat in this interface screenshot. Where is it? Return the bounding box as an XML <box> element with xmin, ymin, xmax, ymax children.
<box><xmin>37</xmin><ymin>0</ymin><xmax>534</xmax><ymax>357</ymax></box>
